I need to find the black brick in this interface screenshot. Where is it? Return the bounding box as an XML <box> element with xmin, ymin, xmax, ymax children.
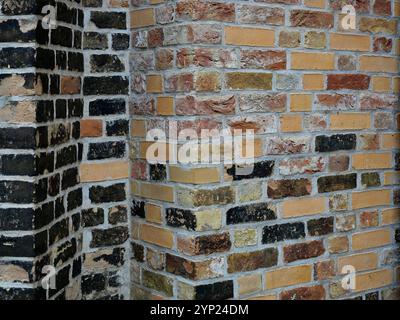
<box><xmin>262</xmin><ymin>222</ymin><xmax>305</xmax><ymax>244</ymax></box>
<box><xmin>227</xmin><ymin>203</ymin><xmax>276</xmax><ymax>225</ymax></box>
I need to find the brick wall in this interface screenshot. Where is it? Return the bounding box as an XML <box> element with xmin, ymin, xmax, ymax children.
<box><xmin>130</xmin><ymin>0</ymin><xmax>400</xmax><ymax>300</ymax></box>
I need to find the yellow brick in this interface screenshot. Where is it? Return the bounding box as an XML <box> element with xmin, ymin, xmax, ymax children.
<box><xmin>352</xmin><ymin>229</ymin><xmax>391</xmax><ymax>250</ymax></box>
<box><xmin>330</xmin><ymin>33</ymin><xmax>370</xmax><ymax>51</ymax></box>
<box><xmin>330</xmin><ymin>113</ymin><xmax>370</xmax><ymax>130</ymax></box>
<box><xmin>393</xmin><ymin>77</ymin><xmax>400</xmax><ymax>93</ymax></box>
<box><xmin>354</xmin><ymin>269</ymin><xmax>393</xmax><ymax>292</ymax></box>
<box><xmin>291</xmin><ymin>52</ymin><xmax>335</xmax><ymax>70</ymax></box>
<box><xmin>352</xmin><ymin>153</ymin><xmax>392</xmax><ymax>169</ymax></box>
<box><xmin>145</xmin><ymin>203</ymin><xmax>162</xmax><ymax>224</ymax></box>
<box><xmin>225</xmin><ymin>26</ymin><xmax>274</xmax><ymax>47</ymax></box>
<box><xmin>282</xmin><ymin>197</ymin><xmax>326</xmax><ymax>218</ymax></box>
<box><xmin>280</xmin><ymin>114</ymin><xmax>303</xmax><ymax>132</ymax></box>
<box><xmin>265</xmin><ymin>265</ymin><xmax>312</xmax><ymax>289</ymax></box>
<box><xmin>247</xmin><ymin>294</ymin><xmax>276</xmax><ymax>300</ymax></box>
<box><xmin>194</xmin><ymin>209</ymin><xmax>222</xmax><ymax>231</ymax></box>
<box><xmin>131</xmin><ymin>8</ymin><xmax>155</xmax><ymax>28</ymax></box>
<box><xmin>303</xmin><ymin>74</ymin><xmax>324</xmax><ymax>90</ymax></box>
<box><xmin>147</xmin><ymin>74</ymin><xmax>163</xmax><ymax>93</ymax></box>
<box><xmin>395</xmin><ymin>0</ymin><xmax>400</xmax><ymax>16</ymax></box>
<box><xmin>169</xmin><ymin>166</ymin><xmax>220</xmax><ymax>184</ymax></box>
<box><xmin>149</xmin><ymin>0</ymin><xmax>164</xmax><ymax>4</ymax></box>
<box><xmin>372</xmin><ymin>76</ymin><xmax>391</xmax><ymax>92</ymax></box>
<box><xmin>131</xmin><ymin>119</ymin><xmax>146</xmax><ymax>137</ymax></box>
<box><xmin>157</xmin><ymin>96</ymin><xmax>174</xmax><ymax>115</ymax></box>
<box><xmin>338</xmin><ymin>252</ymin><xmax>378</xmax><ymax>272</ymax></box>
<box><xmin>328</xmin><ymin>236</ymin><xmax>349</xmax><ymax>253</ymax></box>
<box><xmin>139</xmin><ymin>141</ymin><xmax>169</xmax><ymax>161</ymax></box>
<box><xmin>383</xmin><ymin>171</ymin><xmax>400</xmax><ymax>186</ymax></box>
<box><xmin>131</xmin><ymin>180</ymin><xmax>140</xmax><ymax>196</ymax></box>
<box><xmin>352</xmin><ymin>190</ymin><xmax>391</xmax><ymax>209</ymax></box>
<box><xmin>238</xmin><ymin>274</ymin><xmax>262</xmax><ymax>296</ymax></box>
<box><xmin>290</xmin><ymin>94</ymin><xmax>312</xmax><ymax>111</ymax></box>
<box><xmin>140</xmin><ymin>183</ymin><xmax>174</xmax><ymax>202</ymax></box>
<box><xmin>382</xmin><ymin>133</ymin><xmax>400</xmax><ymax>149</ymax></box>
<box><xmin>140</xmin><ymin>224</ymin><xmax>173</xmax><ymax>248</ymax></box>
<box><xmin>304</xmin><ymin>0</ymin><xmax>325</xmax><ymax>8</ymax></box>
<box><xmin>382</xmin><ymin>208</ymin><xmax>400</xmax><ymax>225</ymax></box>
<box><xmin>360</xmin><ymin>56</ymin><xmax>398</xmax><ymax>73</ymax></box>
<box><xmin>80</xmin><ymin>161</ymin><xmax>129</xmax><ymax>182</ymax></box>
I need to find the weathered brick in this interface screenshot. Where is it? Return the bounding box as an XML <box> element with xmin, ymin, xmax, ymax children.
<box><xmin>284</xmin><ymin>240</ymin><xmax>325</xmax><ymax>263</ymax></box>
<box><xmin>228</xmin><ymin>248</ymin><xmax>278</xmax><ymax>273</ymax></box>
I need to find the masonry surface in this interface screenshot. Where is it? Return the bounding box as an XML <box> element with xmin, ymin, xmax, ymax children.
<box><xmin>0</xmin><ymin>0</ymin><xmax>399</xmax><ymax>300</ymax></box>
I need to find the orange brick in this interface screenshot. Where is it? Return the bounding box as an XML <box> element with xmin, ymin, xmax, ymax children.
<box><xmin>80</xmin><ymin>119</ymin><xmax>102</xmax><ymax>137</ymax></box>
<box><xmin>382</xmin><ymin>133</ymin><xmax>400</xmax><ymax>149</ymax></box>
<box><xmin>330</xmin><ymin>33</ymin><xmax>370</xmax><ymax>51</ymax></box>
<box><xmin>352</xmin><ymin>229</ymin><xmax>391</xmax><ymax>250</ymax></box>
<box><xmin>291</xmin><ymin>52</ymin><xmax>335</xmax><ymax>70</ymax></box>
<box><xmin>280</xmin><ymin>114</ymin><xmax>303</xmax><ymax>132</ymax></box>
<box><xmin>145</xmin><ymin>203</ymin><xmax>162</xmax><ymax>224</ymax></box>
<box><xmin>381</xmin><ymin>208</ymin><xmax>400</xmax><ymax>225</ymax></box>
<box><xmin>281</xmin><ymin>197</ymin><xmax>326</xmax><ymax>218</ymax></box>
<box><xmin>157</xmin><ymin>96</ymin><xmax>174</xmax><ymax>115</ymax></box>
<box><xmin>247</xmin><ymin>294</ymin><xmax>277</xmax><ymax>300</ymax></box>
<box><xmin>328</xmin><ymin>236</ymin><xmax>349</xmax><ymax>253</ymax></box>
<box><xmin>360</xmin><ymin>56</ymin><xmax>398</xmax><ymax>73</ymax></box>
<box><xmin>131</xmin><ymin>119</ymin><xmax>146</xmax><ymax>137</ymax></box>
<box><xmin>290</xmin><ymin>94</ymin><xmax>312</xmax><ymax>111</ymax></box>
<box><xmin>354</xmin><ymin>269</ymin><xmax>393</xmax><ymax>292</ymax></box>
<box><xmin>80</xmin><ymin>161</ymin><xmax>129</xmax><ymax>182</ymax></box>
<box><xmin>265</xmin><ymin>265</ymin><xmax>312</xmax><ymax>289</ymax></box>
<box><xmin>338</xmin><ymin>252</ymin><xmax>378</xmax><ymax>272</ymax></box>
<box><xmin>169</xmin><ymin>166</ymin><xmax>220</xmax><ymax>184</ymax></box>
<box><xmin>108</xmin><ymin>0</ymin><xmax>129</xmax><ymax>7</ymax></box>
<box><xmin>140</xmin><ymin>182</ymin><xmax>174</xmax><ymax>202</ymax></box>
<box><xmin>352</xmin><ymin>153</ymin><xmax>392</xmax><ymax>169</ymax></box>
<box><xmin>225</xmin><ymin>26</ymin><xmax>274</xmax><ymax>47</ymax></box>
<box><xmin>304</xmin><ymin>0</ymin><xmax>325</xmax><ymax>8</ymax></box>
<box><xmin>147</xmin><ymin>74</ymin><xmax>163</xmax><ymax>93</ymax></box>
<box><xmin>131</xmin><ymin>8</ymin><xmax>155</xmax><ymax>28</ymax></box>
<box><xmin>330</xmin><ymin>113</ymin><xmax>370</xmax><ymax>130</ymax></box>
<box><xmin>352</xmin><ymin>190</ymin><xmax>391</xmax><ymax>209</ymax></box>
<box><xmin>140</xmin><ymin>224</ymin><xmax>174</xmax><ymax>248</ymax></box>
<box><xmin>372</xmin><ymin>76</ymin><xmax>391</xmax><ymax>92</ymax></box>
<box><xmin>238</xmin><ymin>273</ymin><xmax>262</xmax><ymax>296</ymax></box>
<box><xmin>303</xmin><ymin>74</ymin><xmax>324</xmax><ymax>90</ymax></box>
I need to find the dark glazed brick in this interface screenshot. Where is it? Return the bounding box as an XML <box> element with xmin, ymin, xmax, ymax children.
<box><xmin>48</xmin><ymin>173</ymin><xmax>60</xmax><ymax>197</ymax></box>
<box><xmin>68</xmin><ymin>99</ymin><xmax>84</xmax><ymax>118</ymax></box>
<box><xmin>317</xmin><ymin>173</ymin><xmax>357</xmax><ymax>193</ymax></box>
<box><xmin>226</xmin><ymin>160</ymin><xmax>274</xmax><ymax>181</ymax></box>
<box><xmin>0</xmin><ymin>231</ymin><xmax>47</xmax><ymax>257</ymax></box>
<box><xmin>307</xmin><ymin>217</ymin><xmax>334</xmax><ymax>236</ymax></box>
<box><xmin>83</xmin><ymin>248</ymin><xmax>125</xmax><ymax>268</ymax></box>
<box><xmin>90</xmin><ymin>12</ymin><xmax>127</xmax><ymax>29</ymax></box>
<box><xmin>268</xmin><ymin>178</ymin><xmax>311</xmax><ymax>199</ymax></box>
<box><xmin>83</xmin><ymin>76</ymin><xmax>129</xmax><ymax>95</ymax></box>
<box><xmin>186</xmin><ymin>233</ymin><xmax>231</xmax><ymax>255</ymax></box>
<box><xmin>191</xmin><ymin>281</ymin><xmax>234</xmax><ymax>300</ymax></box>
<box><xmin>49</xmin><ymin>265</ymin><xmax>70</xmax><ymax>297</ymax></box>
<box><xmin>36</xmin><ymin>100</ymin><xmax>54</xmax><ymax>123</ymax></box>
<box><xmin>90</xmin><ymin>54</ymin><xmax>125</xmax><ymax>73</ymax></box>
<box><xmin>56</xmin><ymin>50</ymin><xmax>67</xmax><ymax>70</ymax></box>
<box><xmin>61</xmin><ymin>167</ymin><xmax>79</xmax><ymax>190</ymax></box>
<box><xmin>56</xmin><ymin>145</ymin><xmax>77</xmax><ymax>169</ymax></box>
<box><xmin>284</xmin><ymin>240</ymin><xmax>325</xmax><ymax>263</ymax></box>
<box><xmin>0</xmin><ymin>208</ymin><xmax>34</xmax><ymax>231</ymax></box>
<box><xmin>166</xmin><ymin>208</ymin><xmax>196</xmax><ymax>230</ymax></box>
<box><xmin>106</xmin><ymin>119</ymin><xmax>129</xmax><ymax>136</ymax></box>
<box><xmin>82</xmin><ymin>0</ymin><xmax>103</xmax><ymax>7</ymax></box>
<box><xmin>226</xmin><ymin>203</ymin><xmax>276</xmax><ymax>224</ymax></box>
<box><xmin>54</xmin><ymin>238</ymin><xmax>77</xmax><ymax>267</ymax></box>
<box><xmin>36</xmin><ymin>47</ymin><xmax>55</xmax><ymax>69</ymax></box>
<box><xmin>0</xmin><ymin>181</ymin><xmax>34</xmax><ymax>204</ymax></box>
<box><xmin>67</xmin><ymin>188</ymin><xmax>82</xmax><ymax>211</ymax></box>
<box><xmin>149</xmin><ymin>164</ymin><xmax>166</xmax><ymax>181</ymax></box>
<box><xmin>34</xmin><ymin>202</ymin><xmax>54</xmax><ymax>230</ymax></box>
<box><xmin>89</xmin><ymin>183</ymin><xmax>126</xmax><ymax>204</ymax></box>
<box><xmin>49</xmin><ymin>218</ymin><xmax>69</xmax><ymax>245</ymax></box>
<box><xmin>132</xmin><ymin>242</ymin><xmax>144</xmax><ymax>262</ymax></box>
<box><xmin>262</xmin><ymin>222</ymin><xmax>305</xmax><ymax>244</ymax></box>
<box><xmin>89</xmin><ymin>99</ymin><xmax>126</xmax><ymax>116</ymax></box>
<box><xmin>51</xmin><ymin>26</ymin><xmax>73</xmax><ymax>47</ymax></box>
<box><xmin>227</xmin><ymin>248</ymin><xmax>278</xmax><ymax>273</ymax></box>
<box><xmin>0</xmin><ymin>20</ymin><xmax>36</xmax><ymax>42</ymax></box>
<box><xmin>0</xmin><ymin>47</ymin><xmax>35</xmax><ymax>68</ymax></box>
<box><xmin>56</xmin><ymin>100</ymin><xmax>67</xmax><ymax>118</ymax></box>
<box><xmin>112</xmin><ymin>33</ymin><xmax>129</xmax><ymax>50</ymax></box>
<box><xmin>1</xmin><ymin>154</ymin><xmax>35</xmax><ymax>176</ymax></box>
<box><xmin>90</xmin><ymin>226</ymin><xmax>129</xmax><ymax>247</ymax></box>
<box><xmin>108</xmin><ymin>205</ymin><xmax>128</xmax><ymax>224</ymax></box>
<box><xmin>88</xmin><ymin>141</ymin><xmax>125</xmax><ymax>160</ymax></box>
<box><xmin>0</xmin><ymin>288</ymin><xmax>43</xmax><ymax>300</ymax></box>
<box><xmin>83</xmin><ymin>32</ymin><xmax>108</xmax><ymax>50</ymax></box>
<box><xmin>0</xmin><ymin>127</ymin><xmax>36</xmax><ymax>149</ymax></box>
<box><xmin>361</xmin><ymin>172</ymin><xmax>381</xmax><ymax>187</ymax></box>
<box><xmin>68</xmin><ymin>52</ymin><xmax>84</xmax><ymax>72</ymax></box>
<box><xmin>315</xmin><ymin>134</ymin><xmax>356</xmax><ymax>152</ymax></box>
<box><xmin>72</xmin><ymin>257</ymin><xmax>82</xmax><ymax>278</ymax></box>
<box><xmin>82</xmin><ymin>208</ymin><xmax>104</xmax><ymax>227</ymax></box>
